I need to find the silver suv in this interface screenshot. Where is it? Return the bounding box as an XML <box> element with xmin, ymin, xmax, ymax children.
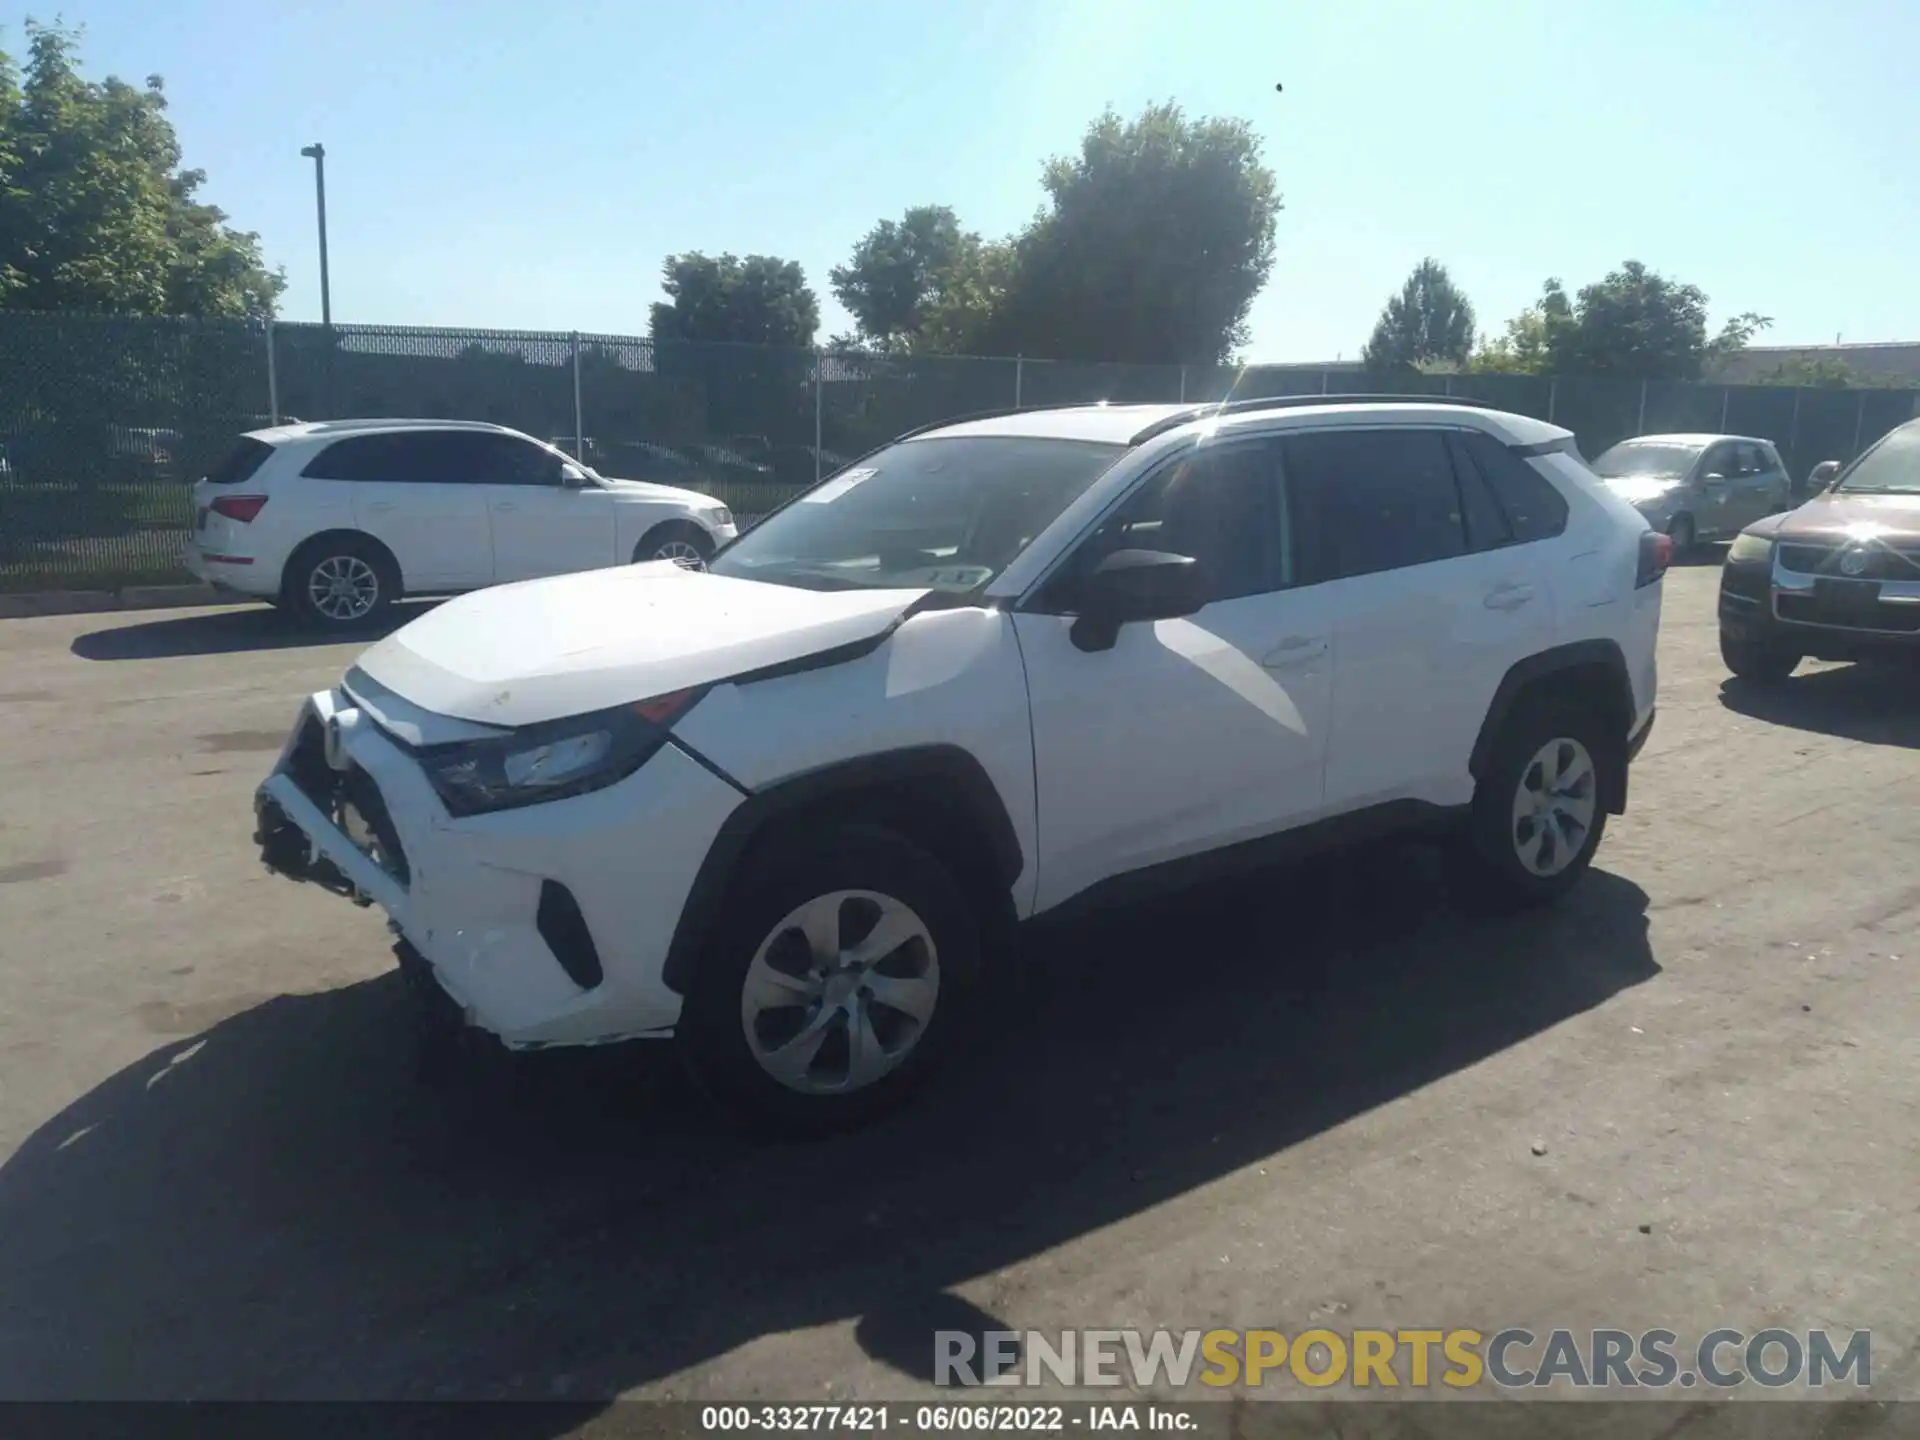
<box><xmin>1591</xmin><ymin>433</ymin><xmax>1791</xmax><ymax>553</ymax></box>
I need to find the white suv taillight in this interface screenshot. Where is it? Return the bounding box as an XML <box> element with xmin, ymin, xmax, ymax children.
<box><xmin>210</xmin><ymin>494</ymin><xmax>268</xmax><ymax>523</ymax></box>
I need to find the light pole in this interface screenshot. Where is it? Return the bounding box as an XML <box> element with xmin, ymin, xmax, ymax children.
<box><xmin>299</xmin><ymin>143</ymin><xmax>332</xmax><ymax>328</ymax></box>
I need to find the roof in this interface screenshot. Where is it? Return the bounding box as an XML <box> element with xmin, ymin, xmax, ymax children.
<box><xmin>1612</xmin><ymin>432</ymin><xmax>1770</xmax><ymax>448</ymax></box>
<box><xmin>245</xmin><ymin>417</ymin><xmax>520</xmax><ymax>444</ymax></box>
<box><xmin>915</xmin><ymin>399</ymin><xmax>1571</xmax><ymax>450</ymax></box>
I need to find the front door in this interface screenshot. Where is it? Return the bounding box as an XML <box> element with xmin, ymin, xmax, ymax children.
<box><xmin>458</xmin><ymin>433</ymin><xmax>621</xmax><ymax>582</ymax></box>
<box><xmin>1012</xmin><ymin>436</ymin><xmax>1336</xmax><ymax>914</ymax></box>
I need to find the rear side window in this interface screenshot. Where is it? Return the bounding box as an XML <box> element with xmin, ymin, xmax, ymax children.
<box><xmin>1285</xmin><ymin>428</ymin><xmax>1467</xmax><ymax>585</ymax></box>
<box><xmin>1457</xmin><ymin>431</ymin><xmax>1569</xmax><ymax>543</ymax></box>
<box><xmin>205</xmin><ymin>437</ymin><xmax>276</xmax><ymax>486</ymax></box>
<box><xmin>302</xmin><ymin>431</ymin><xmax>473</xmax><ymax>483</ymax></box>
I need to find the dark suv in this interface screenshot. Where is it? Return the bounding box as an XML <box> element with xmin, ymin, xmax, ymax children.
<box><xmin>1719</xmin><ymin>416</ymin><xmax>1920</xmax><ymax>680</ymax></box>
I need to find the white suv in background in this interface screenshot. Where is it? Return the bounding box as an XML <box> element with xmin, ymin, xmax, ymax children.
<box><xmin>252</xmin><ymin>397</ymin><xmax>1665</xmax><ymax>1132</ymax></box>
<box><xmin>186</xmin><ymin>418</ymin><xmax>737</xmax><ymax>631</ymax></box>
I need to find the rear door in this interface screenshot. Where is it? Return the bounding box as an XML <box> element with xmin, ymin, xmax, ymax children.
<box><xmin>465</xmin><ymin>433</ymin><xmax>621</xmax><ymax>581</ymax></box>
<box><xmin>305</xmin><ymin>431</ymin><xmax>495</xmax><ymax>591</ymax></box>
<box><xmin>1288</xmin><ymin>425</ymin><xmax>1559</xmax><ymax>813</ymax></box>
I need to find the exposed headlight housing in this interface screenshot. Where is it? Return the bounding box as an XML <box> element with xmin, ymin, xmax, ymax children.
<box><xmin>1727</xmin><ymin>531</ymin><xmax>1775</xmax><ymax>565</ymax></box>
<box><xmin>710</xmin><ymin>505</ymin><xmax>734</xmax><ymax>528</ymax></box>
<box><xmin>418</xmin><ymin>689</ymin><xmax>704</xmax><ymax>817</ymax></box>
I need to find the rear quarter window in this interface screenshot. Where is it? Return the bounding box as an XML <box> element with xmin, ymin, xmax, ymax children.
<box><xmin>1459</xmin><ymin>430</ymin><xmax>1570</xmax><ymax>543</ymax></box>
<box><xmin>205</xmin><ymin>437</ymin><xmax>277</xmax><ymax>485</ymax></box>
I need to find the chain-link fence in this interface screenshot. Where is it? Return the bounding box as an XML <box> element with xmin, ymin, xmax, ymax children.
<box><xmin>3</xmin><ymin>311</ymin><xmax>1917</xmax><ymax>592</ymax></box>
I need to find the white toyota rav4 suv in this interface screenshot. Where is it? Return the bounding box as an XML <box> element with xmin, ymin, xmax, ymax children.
<box><xmin>253</xmin><ymin>396</ymin><xmax>1666</xmax><ymax>1131</ymax></box>
<box><xmin>186</xmin><ymin>418</ymin><xmax>737</xmax><ymax>631</ymax></box>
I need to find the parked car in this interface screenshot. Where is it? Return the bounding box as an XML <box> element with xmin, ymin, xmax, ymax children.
<box><xmin>1718</xmin><ymin>416</ymin><xmax>1920</xmax><ymax>681</ymax></box>
<box><xmin>1590</xmin><ymin>433</ymin><xmax>1792</xmax><ymax>553</ymax></box>
<box><xmin>185</xmin><ymin>418</ymin><xmax>736</xmax><ymax>632</ymax></box>
<box><xmin>252</xmin><ymin>395</ymin><xmax>1665</xmax><ymax>1132</ymax></box>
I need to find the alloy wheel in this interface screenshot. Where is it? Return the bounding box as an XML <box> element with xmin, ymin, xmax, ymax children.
<box><xmin>653</xmin><ymin>539</ymin><xmax>707</xmax><ymax>570</ymax></box>
<box><xmin>739</xmin><ymin>889</ymin><xmax>939</xmax><ymax>1095</ymax></box>
<box><xmin>1510</xmin><ymin>736</ymin><xmax>1597</xmax><ymax>878</ymax></box>
<box><xmin>307</xmin><ymin>555</ymin><xmax>380</xmax><ymax>621</ymax></box>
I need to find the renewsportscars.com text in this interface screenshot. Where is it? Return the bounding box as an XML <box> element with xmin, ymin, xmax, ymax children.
<box><xmin>936</xmin><ymin>1327</ymin><xmax>1872</xmax><ymax>1391</ymax></box>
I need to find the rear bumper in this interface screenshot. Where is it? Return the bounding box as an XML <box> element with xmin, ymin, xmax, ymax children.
<box><xmin>253</xmin><ymin>687</ymin><xmax>745</xmax><ymax>1048</ymax></box>
<box><xmin>184</xmin><ymin>540</ymin><xmax>277</xmax><ymax>598</ymax></box>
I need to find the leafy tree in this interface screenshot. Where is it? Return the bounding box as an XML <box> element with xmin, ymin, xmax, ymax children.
<box><xmin>830</xmin><ymin>205</ymin><xmax>977</xmax><ymax>352</ymax></box>
<box><xmin>1470</xmin><ymin>279</ymin><xmax>1572</xmax><ymax>374</ymax></box>
<box><xmin>648</xmin><ymin>252</ymin><xmax>819</xmax><ymax>348</ymax></box>
<box><xmin>0</xmin><ymin>21</ymin><xmax>283</xmax><ymax>317</ymax></box>
<box><xmin>1361</xmin><ymin>258</ymin><xmax>1475</xmax><ymax>373</ymax></box>
<box><xmin>987</xmin><ymin>102</ymin><xmax>1281</xmax><ymax>364</ymax></box>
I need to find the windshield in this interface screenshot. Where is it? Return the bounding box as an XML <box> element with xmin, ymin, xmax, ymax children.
<box><xmin>1835</xmin><ymin>422</ymin><xmax>1920</xmax><ymax>496</ymax></box>
<box><xmin>1593</xmin><ymin>441</ymin><xmax>1704</xmax><ymax>478</ymax></box>
<box><xmin>710</xmin><ymin>436</ymin><xmax>1125</xmax><ymax>592</ymax></box>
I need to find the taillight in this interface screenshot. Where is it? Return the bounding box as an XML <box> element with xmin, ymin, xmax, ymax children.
<box><xmin>1636</xmin><ymin>530</ymin><xmax>1673</xmax><ymax>588</ymax></box>
<box><xmin>210</xmin><ymin>494</ymin><xmax>268</xmax><ymax>523</ymax></box>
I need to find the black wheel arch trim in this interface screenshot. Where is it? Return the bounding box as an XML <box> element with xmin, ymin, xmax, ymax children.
<box><xmin>1468</xmin><ymin>639</ymin><xmax>1636</xmax><ymax>814</ymax></box>
<box><xmin>660</xmin><ymin>743</ymin><xmax>1025</xmax><ymax>995</ymax></box>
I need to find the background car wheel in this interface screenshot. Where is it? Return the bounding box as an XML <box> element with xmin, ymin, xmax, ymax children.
<box><xmin>284</xmin><ymin>534</ymin><xmax>397</xmax><ymax>632</ymax></box>
<box><xmin>1721</xmin><ymin>631</ymin><xmax>1800</xmax><ymax>683</ymax></box>
<box><xmin>1453</xmin><ymin>698</ymin><xmax>1613</xmax><ymax>914</ymax></box>
<box><xmin>1667</xmin><ymin>514</ymin><xmax>1696</xmax><ymax>555</ymax></box>
<box><xmin>634</xmin><ymin>520</ymin><xmax>715</xmax><ymax>570</ymax></box>
<box><xmin>678</xmin><ymin>823</ymin><xmax>981</xmax><ymax>1136</ymax></box>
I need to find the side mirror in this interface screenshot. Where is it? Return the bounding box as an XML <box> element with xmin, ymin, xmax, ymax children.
<box><xmin>559</xmin><ymin>463</ymin><xmax>591</xmax><ymax>489</ymax></box>
<box><xmin>1701</xmin><ymin>471</ymin><xmax>1728</xmax><ymax>487</ymax></box>
<box><xmin>1810</xmin><ymin>461</ymin><xmax>1842</xmax><ymax>493</ymax></box>
<box><xmin>1068</xmin><ymin>548</ymin><xmax>1204</xmax><ymax>653</ymax></box>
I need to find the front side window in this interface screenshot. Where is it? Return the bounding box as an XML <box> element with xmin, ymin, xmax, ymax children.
<box><xmin>1048</xmin><ymin>440</ymin><xmax>1289</xmax><ymax>607</ymax></box>
<box><xmin>709</xmin><ymin>436</ymin><xmax>1124</xmax><ymax>593</ymax></box>
<box><xmin>441</xmin><ymin>432</ymin><xmax>568</xmax><ymax>486</ymax></box>
<box><xmin>1286</xmin><ymin>428</ymin><xmax>1467</xmax><ymax>585</ymax></box>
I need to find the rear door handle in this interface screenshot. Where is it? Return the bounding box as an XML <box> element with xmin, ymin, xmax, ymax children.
<box><xmin>365</xmin><ymin>500</ymin><xmax>395</xmax><ymax>513</ymax></box>
<box><xmin>1484</xmin><ymin>583</ymin><xmax>1534</xmax><ymax>610</ymax></box>
<box><xmin>1262</xmin><ymin>635</ymin><xmax>1328</xmax><ymax>668</ymax></box>
<box><xmin>492</xmin><ymin>501</ymin><xmax>518</xmax><ymax>512</ymax></box>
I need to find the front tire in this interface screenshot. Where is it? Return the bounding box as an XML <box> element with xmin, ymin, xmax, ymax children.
<box><xmin>1667</xmin><ymin>514</ymin><xmax>1696</xmax><ymax>555</ymax></box>
<box><xmin>1454</xmin><ymin>698</ymin><xmax>1613</xmax><ymax>914</ymax></box>
<box><xmin>1721</xmin><ymin>630</ymin><xmax>1800</xmax><ymax>683</ymax></box>
<box><xmin>678</xmin><ymin>824</ymin><xmax>980</xmax><ymax>1135</ymax></box>
<box><xmin>284</xmin><ymin>534</ymin><xmax>397</xmax><ymax>632</ymax></box>
<box><xmin>634</xmin><ymin>520</ymin><xmax>715</xmax><ymax>570</ymax></box>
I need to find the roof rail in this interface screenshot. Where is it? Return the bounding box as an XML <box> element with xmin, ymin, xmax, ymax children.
<box><xmin>891</xmin><ymin>406</ymin><xmax>1031</xmax><ymax>442</ymax></box>
<box><xmin>303</xmin><ymin>416</ymin><xmax>512</xmax><ymax>434</ymax></box>
<box><xmin>1126</xmin><ymin>392</ymin><xmax>1493</xmax><ymax>446</ymax></box>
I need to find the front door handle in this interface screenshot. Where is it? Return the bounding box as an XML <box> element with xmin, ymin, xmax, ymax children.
<box><xmin>1262</xmin><ymin>635</ymin><xmax>1328</xmax><ymax>668</ymax></box>
<box><xmin>492</xmin><ymin>501</ymin><xmax>518</xmax><ymax>512</ymax></box>
<box><xmin>1484</xmin><ymin>582</ymin><xmax>1534</xmax><ymax>611</ymax></box>
<box><xmin>365</xmin><ymin>500</ymin><xmax>395</xmax><ymax>513</ymax></box>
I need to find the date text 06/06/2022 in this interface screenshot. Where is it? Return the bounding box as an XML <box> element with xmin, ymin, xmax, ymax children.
<box><xmin>699</xmin><ymin>1404</ymin><xmax>1195</xmax><ymax>1432</ymax></box>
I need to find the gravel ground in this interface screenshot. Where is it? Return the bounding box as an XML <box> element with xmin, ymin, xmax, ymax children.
<box><xmin>1</xmin><ymin>562</ymin><xmax>1916</xmax><ymax>1435</ymax></box>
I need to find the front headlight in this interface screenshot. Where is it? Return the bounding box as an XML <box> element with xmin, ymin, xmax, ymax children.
<box><xmin>419</xmin><ymin>688</ymin><xmax>704</xmax><ymax>817</ymax></box>
<box><xmin>711</xmin><ymin>505</ymin><xmax>734</xmax><ymax>528</ymax></box>
<box><xmin>1727</xmin><ymin>531</ymin><xmax>1775</xmax><ymax>565</ymax></box>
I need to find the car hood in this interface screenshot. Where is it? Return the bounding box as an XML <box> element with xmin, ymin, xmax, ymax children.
<box><xmin>1766</xmin><ymin>489</ymin><xmax>1920</xmax><ymax>542</ymax></box>
<box><xmin>594</xmin><ymin>476</ymin><xmax>712</xmax><ymax>504</ymax></box>
<box><xmin>352</xmin><ymin>564</ymin><xmax>929</xmax><ymax>728</ymax></box>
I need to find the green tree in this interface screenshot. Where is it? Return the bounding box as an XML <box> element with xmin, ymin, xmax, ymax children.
<box><xmin>830</xmin><ymin>204</ymin><xmax>979</xmax><ymax>352</ymax></box>
<box><xmin>647</xmin><ymin>251</ymin><xmax>819</xmax><ymax>348</ymax></box>
<box><xmin>989</xmin><ymin>102</ymin><xmax>1281</xmax><ymax>364</ymax></box>
<box><xmin>1545</xmin><ymin>260</ymin><xmax>1768</xmax><ymax>380</ymax></box>
<box><xmin>1470</xmin><ymin>279</ymin><xmax>1572</xmax><ymax>374</ymax></box>
<box><xmin>1361</xmin><ymin>258</ymin><xmax>1476</xmax><ymax>373</ymax></box>
<box><xmin>0</xmin><ymin>20</ymin><xmax>283</xmax><ymax>317</ymax></box>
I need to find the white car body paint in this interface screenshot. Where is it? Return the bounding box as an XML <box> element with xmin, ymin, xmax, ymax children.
<box><xmin>252</xmin><ymin>399</ymin><xmax>1665</xmax><ymax>1055</ymax></box>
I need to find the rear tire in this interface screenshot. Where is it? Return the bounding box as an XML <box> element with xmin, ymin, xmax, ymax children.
<box><xmin>678</xmin><ymin>823</ymin><xmax>981</xmax><ymax>1136</ymax></box>
<box><xmin>633</xmin><ymin>520</ymin><xmax>714</xmax><ymax>570</ymax></box>
<box><xmin>1721</xmin><ymin>630</ymin><xmax>1800</xmax><ymax>683</ymax></box>
<box><xmin>284</xmin><ymin>534</ymin><xmax>397</xmax><ymax>633</ymax></box>
<box><xmin>1452</xmin><ymin>698</ymin><xmax>1613</xmax><ymax>914</ymax></box>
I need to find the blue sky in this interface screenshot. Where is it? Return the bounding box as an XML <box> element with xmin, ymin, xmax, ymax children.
<box><xmin>9</xmin><ymin>0</ymin><xmax>1918</xmax><ymax>360</ymax></box>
